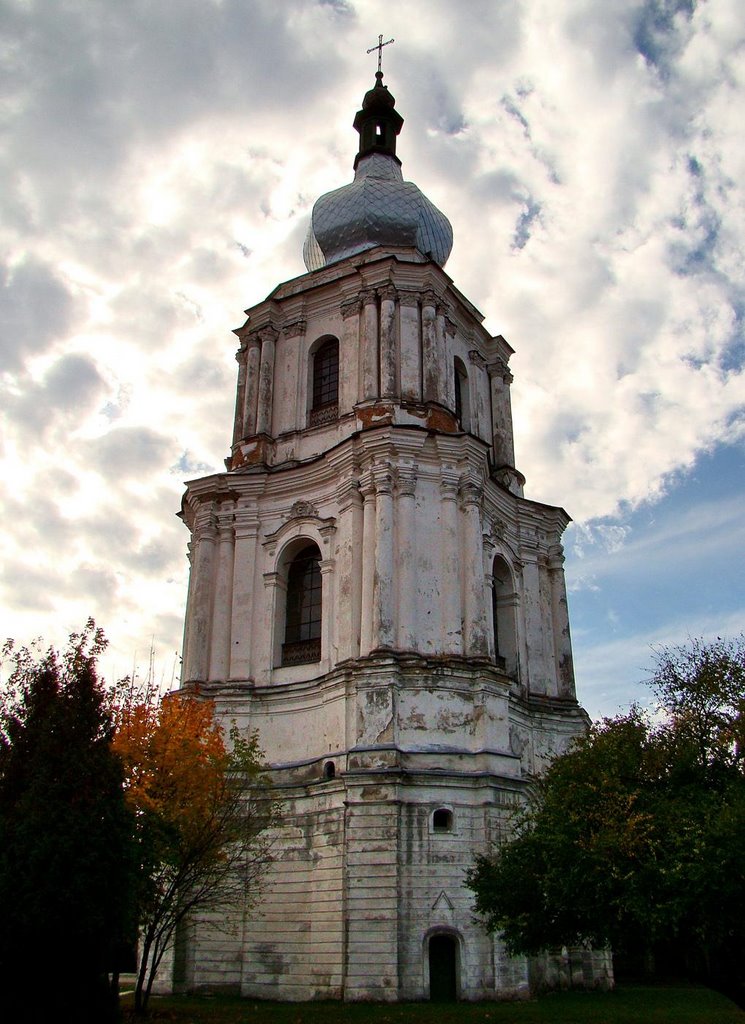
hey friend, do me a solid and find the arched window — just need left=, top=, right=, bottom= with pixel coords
left=282, top=543, right=322, bottom=666
left=309, top=338, right=339, bottom=426
left=432, top=808, right=453, bottom=833
left=323, top=760, right=336, bottom=780
left=492, top=555, right=518, bottom=678
left=453, top=358, right=469, bottom=430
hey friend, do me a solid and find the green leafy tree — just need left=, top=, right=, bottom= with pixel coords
left=0, top=621, right=136, bottom=1023
left=466, top=636, right=745, bottom=1003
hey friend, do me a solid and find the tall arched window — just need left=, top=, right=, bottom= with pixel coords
left=453, top=358, right=469, bottom=430
left=492, top=555, right=518, bottom=678
left=309, top=338, right=339, bottom=426
left=282, top=543, right=322, bottom=666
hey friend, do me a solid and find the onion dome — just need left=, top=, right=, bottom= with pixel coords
left=303, top=72, right=453, bottom=271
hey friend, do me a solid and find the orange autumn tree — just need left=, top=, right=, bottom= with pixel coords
left=111, top=685, right=274, bottom=1015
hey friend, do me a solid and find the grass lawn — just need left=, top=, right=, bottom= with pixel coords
left=121, top=985, right=744, bottom=1023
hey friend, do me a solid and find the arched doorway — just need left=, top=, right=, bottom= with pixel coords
left=429, top=933, right=458, bottom=1001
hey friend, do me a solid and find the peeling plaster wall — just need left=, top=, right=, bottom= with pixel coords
left=176, top=246, right=601, bottom=1001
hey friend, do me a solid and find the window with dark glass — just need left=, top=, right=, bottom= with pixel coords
left=454, top=366, right=463, bottom=425
left=491, top=555, right=517, bottom=677
left=282, top=544, right=322, bottom=666
left=310, top=338, right=339, bottom=426
left=432, top=808, right=453, bottom=833
left=454, top=359, right=468, bottom=429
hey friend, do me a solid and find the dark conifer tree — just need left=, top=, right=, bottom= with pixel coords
left=0, top=622, right=135, bottom=1023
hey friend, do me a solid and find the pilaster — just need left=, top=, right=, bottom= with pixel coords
left=439, top=467, right=462, bottom=653
left=256, top=327, right=278, bottom=436
left=208, top=510, right=235, bottom=681
left=334, top=475, right=363, bottom=662
left=395, top=464, right=417, bottom=651
left=371, top=461, right=395, bottom=650
left=340, top=297, right=362, bottom=411
left=399, top=290, right=421, bottom=402
left=243, top=334, right=261, bottom=438
left=421, top=290, right=438, bottom=403
left=379, top=284, right=397, bottom=399
left=229, top=503, right=260, bottom=680
left=459, top=479, right=489, bottom=657
left=360, top=289, right=379, bottom=401
left=187, top=505, right=218, bottom=682
left=359, top=469, right=376, bottom=656
left=548, top=543, right=576, bottom=698
left=488, top=356, right=516, bottom=467
left=233, top=341, right=248, bottom=446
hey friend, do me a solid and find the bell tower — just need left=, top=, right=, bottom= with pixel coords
left=177, top=72, right=604, bottom=1001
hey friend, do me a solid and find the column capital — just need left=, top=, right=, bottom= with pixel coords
left=215, top=509, right=235, bottom=534
left=358, top=468, right=376, bottom=499
left=440, top=465, right=460, bottom=500
left=547, top=542, right=566, bottom=569
left=371, top=461, right=394, bottom=494
left=360, top=288, right=378, bottom=306
left=336, top=476, right=362, bottom=511
left=458, top=479, right=483, bottom=509
left=194, top=505, right=218, bottom=539
left=258, top=326, right=278, bottom=345
left=468, top=349, right=487, bottom=370
left=398, top=289, right=421, bottom=308
left=396, top=465, right=417, bottom=498
left=341, top=296, right=362, bottom=319
left=233, top=505, right=260, bottom=535
left=488, top=356, right=513, bottom=384
left=282, top=319, right=306, bottom=338
left=421, top=289, right=438, bottom=309
left=378, top=282, right=397, bottom=301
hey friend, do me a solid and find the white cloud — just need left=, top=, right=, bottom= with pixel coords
left=1, top=0, right=743, bottom=713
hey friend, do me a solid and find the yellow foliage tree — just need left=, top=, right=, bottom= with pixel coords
left=111, top=686, right=274, bottom=1014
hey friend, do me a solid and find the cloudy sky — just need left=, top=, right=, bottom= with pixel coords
left=2, top=0, right=743, bottom=718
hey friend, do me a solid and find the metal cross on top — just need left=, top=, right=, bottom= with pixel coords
left=367, top=33, right=394, bottom=74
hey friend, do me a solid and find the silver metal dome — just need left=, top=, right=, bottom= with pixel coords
left=303, top=153, right=453, bottom=271
left=303, top=74, right=453, bottom=271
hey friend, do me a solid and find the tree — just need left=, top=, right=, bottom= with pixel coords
left=111, top=681, right=275, bottom=1015
left=466, top=635, right=745, bottom=1004
left=0, top=621, right=136, bottom=1024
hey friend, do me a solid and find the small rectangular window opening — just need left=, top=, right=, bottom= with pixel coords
left=432, top=808, right=453, bottom=833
